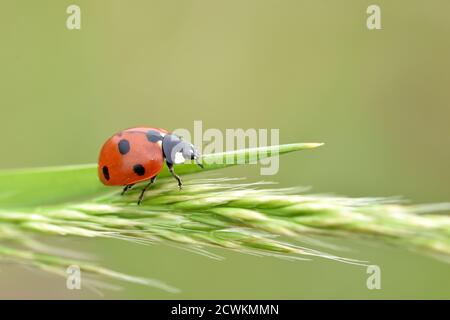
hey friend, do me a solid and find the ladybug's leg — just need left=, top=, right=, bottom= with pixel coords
left=167, top=162, right=183, bottom=190
left=137, top=176, right=157, bottom=205
left=121, top=184, right=134, bottom=195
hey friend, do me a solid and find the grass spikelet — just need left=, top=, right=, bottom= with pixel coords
left=0, top=144, right=449, bottom=290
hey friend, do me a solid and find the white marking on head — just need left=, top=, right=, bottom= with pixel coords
left=174, top=152, right=186, bottom=164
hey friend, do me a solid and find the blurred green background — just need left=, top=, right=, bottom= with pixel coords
left=1, top=0, right=449, bottom=298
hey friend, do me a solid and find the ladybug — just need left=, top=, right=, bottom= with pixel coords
left=98, top=127, right=202, bottom=204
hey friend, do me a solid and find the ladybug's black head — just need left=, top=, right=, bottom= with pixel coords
left=162, top=134, right=203, bottom=168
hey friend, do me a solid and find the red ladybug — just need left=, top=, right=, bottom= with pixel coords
left=98, top=127, right=202, bottom=204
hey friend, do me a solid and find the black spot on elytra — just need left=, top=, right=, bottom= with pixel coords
left=102, top=166, right=110, bottom=181
left=118, top=139, right=130, bottom=155
left=147, top=130, right=163, bottom=143
left=133, top=164, right=146, bottom=176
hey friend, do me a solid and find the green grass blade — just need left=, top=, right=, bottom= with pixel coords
left=0, top=143, right=322, bottom=208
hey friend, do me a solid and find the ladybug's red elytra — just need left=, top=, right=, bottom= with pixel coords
left=98, top=127, right=202, bottom=204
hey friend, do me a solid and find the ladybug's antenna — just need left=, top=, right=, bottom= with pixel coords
left=194, top=157, right=204, bottom=169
